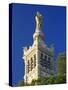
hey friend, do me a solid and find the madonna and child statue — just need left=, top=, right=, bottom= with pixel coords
left=35, top=12, right=42, bottom=31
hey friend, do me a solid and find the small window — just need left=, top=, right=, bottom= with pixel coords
left=45, top=55, right=47, bottom=60
left=40, top=53, right=43, bottom=59
left=48, top=57, right=51, bottom=61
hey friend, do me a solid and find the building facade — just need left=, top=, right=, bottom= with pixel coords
left=23, top=12, right=54, bottom=84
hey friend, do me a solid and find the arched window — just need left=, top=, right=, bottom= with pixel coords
left=31, top=58, right=33, bottom=70
left=40, top=54, right=48, bottom=68
left=34, top=54, right=36, bottom=67
left=48, top=57, right=51, bottom=69
left=27, top=60, right=29, bottom=73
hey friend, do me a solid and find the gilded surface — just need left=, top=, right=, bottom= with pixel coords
left=35, top=12, right=42, bottom=30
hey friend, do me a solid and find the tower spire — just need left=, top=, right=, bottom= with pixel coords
left=33, top=12, right=44, bottom=46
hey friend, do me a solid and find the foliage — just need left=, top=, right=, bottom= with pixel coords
left=55, top=74, right=66, bottom=84
left=57, top=52, right=66, bottom=75
left=18, top=80, right=24, bottom=86
left=30, top=74, right=66, bottom=85
left=18, top=74, right=66, bottom=86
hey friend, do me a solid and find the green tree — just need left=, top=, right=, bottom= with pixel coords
left=30, top=79, right=36, bottom=85
left=18, top=74, right=66, bottom=86
left=55, top=74, right=66, bottom=84
left=18, top=80, right=24, bottom=86
left=57, top=52, right=66, bottom=75
left=47, top=76, right=55, bottom=84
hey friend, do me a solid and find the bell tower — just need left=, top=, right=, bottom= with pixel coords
left=23, top=12, right=54, bottom=84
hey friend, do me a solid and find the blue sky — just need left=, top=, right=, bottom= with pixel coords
left=11, top=3, right=66, bottom=86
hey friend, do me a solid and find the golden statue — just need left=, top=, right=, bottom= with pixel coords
left=35, top=12, right=42, bottom=31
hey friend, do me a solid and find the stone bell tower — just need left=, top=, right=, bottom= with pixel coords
left=23, top=12, right=54, bottom=84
